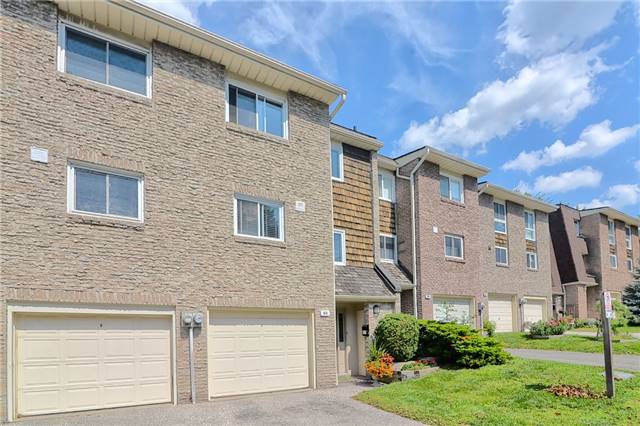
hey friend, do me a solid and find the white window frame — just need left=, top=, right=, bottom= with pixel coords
left=333, top=229, right=346, bottom=266
left=526, top=251, right=538, bottom=270
left=608, top=219, right=616, bottom=245
left=225, top=77, right=289, bottom=139
left=439, top=171, right=464, bottom=203
left=330, top=141, right=344, bottom=182
left=495, top=245, right=509, bottom=266
left=524, top=210, right=536, bottom=241
left=609, top=254, right=617, bottom=269
left=575, top=220, right=581, bottom=237
left=625, top=225, right=632, bottom=250
left=57, top=21, right=152, bottom=98
left=444, top=234, right=464, bottom=260
left=233, top=194, right=285, bottom=242
left=493, top=200, right=507, bottom=234
left=67, top=162, right=144, bottom=222
left=378, top=170, right=396, bottom=202
left=379, top=233, right=397, bottom=263
left=627, top=258, right=633, bottom=272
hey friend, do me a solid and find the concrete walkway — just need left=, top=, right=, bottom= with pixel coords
left=566, top=330, right=640, bottom=339
left=507, top=348, right=640, bottom=371
left=15, top=381, right=421, bottom=426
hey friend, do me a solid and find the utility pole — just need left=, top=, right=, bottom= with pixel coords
left=601, top=291, right=615, bottom=398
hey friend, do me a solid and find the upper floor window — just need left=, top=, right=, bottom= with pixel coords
left=444, top=234, right=464, bottom=259
left=575, top=220, right=581, bottom=237
left=526, top=251, right=538, bottom=270
left=524, top=210, right=536, bottom=241
left=67, top=163, right=143, bottom=221
left=380, top=234, right=397, bottom=263
left=439, top=172, right=463, bottom=203
left=331, top=142, right=343, bottom=181
left=58, top=24, right=151, bottom=96
left=608, top=220, right=616, bottom=245
left=227, top=82, right=287, bottom=138
left=333, top=229, right=346, bottom=265
left=495, top=245, right=508, bottom=266
left=609, top=253, right=617, bottom=269
left=494, top=201, right=507, bottom=234
left=235, top=195, right=283, bottom=241
left=625, top=225, right=632, bottom=249
left=379, top=170, right=395, bottom=202
left=627, top=258, right=634, bottom=272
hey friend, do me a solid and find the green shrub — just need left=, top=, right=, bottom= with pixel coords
left=374, top=313, right=419, bottom=362
left=483, top=320, right=496, bottom=337
left=528, top=320, right=551, bottom=336
left=453, top=335, right=511, bottom=368
left=418, top=320, right=476, bottom=361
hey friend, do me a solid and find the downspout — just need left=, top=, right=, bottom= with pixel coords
left=329, top=93, right=347, bottom=119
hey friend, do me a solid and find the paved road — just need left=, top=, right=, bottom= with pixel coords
left=566, top=330, right=640, bottom=339
left=15, top=382, right=421, bottom=426
left=507, top=348, right=640, bottom=371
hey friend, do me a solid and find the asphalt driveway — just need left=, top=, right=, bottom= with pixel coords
left=14, top=381, right=421, bottom=426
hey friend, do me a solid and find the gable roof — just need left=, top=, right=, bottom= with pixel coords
left=330, top=124, right=383, bottom=151
left=395, top=146, right=489, bottom=178
left=53, top=0, right=346, bottom=105
left=478, top=182, right=557, bottom=213
left=580, top=206, right=640, bottom=226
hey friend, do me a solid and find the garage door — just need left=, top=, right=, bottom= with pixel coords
left=523, top=298, right=546, bottom=325
left=433, top=297, right=473, bottom=325
left=208, top=311, right=310, bottom=398
left=15, top=315, right=172, bottom=417
left=488, top=296, right=514, bottom=332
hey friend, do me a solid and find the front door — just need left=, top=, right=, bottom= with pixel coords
left=336, top=311, right=349, bottom=375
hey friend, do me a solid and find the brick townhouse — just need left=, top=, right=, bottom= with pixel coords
left=550, top=205, right=640, bottom=319
left=1, top=0, right=347, bottom=420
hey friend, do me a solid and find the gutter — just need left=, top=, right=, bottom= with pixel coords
left=329, top=93, right=347, bottom=119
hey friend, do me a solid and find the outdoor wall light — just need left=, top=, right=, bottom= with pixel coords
left=372, top=304, right=380, bottom=315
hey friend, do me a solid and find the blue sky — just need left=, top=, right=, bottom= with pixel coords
left=142, top=1, right=639, bottom=216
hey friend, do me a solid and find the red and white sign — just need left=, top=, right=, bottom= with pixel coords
left=603, top=291, right=613, bottom=319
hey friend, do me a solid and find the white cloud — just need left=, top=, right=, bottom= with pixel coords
left=517, top=166, right=602, bottom=195
left=498, top=0, right=622, bottom=59
left=503, top=120, right=640, bottom=173
left=580, top=184, right=640, bottom=210
left=138, top=0, right=215, bottom=26
left=397, top=47, right=611, bottom=154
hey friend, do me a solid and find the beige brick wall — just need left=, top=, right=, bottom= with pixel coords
left=1, top=1, right=336, bottom=419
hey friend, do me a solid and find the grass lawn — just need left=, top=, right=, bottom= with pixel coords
left=574, top=325, right=640, bottom=334
left=355, top=358, right=640, bottom=426
left=494, top=332, right=640, bottom=355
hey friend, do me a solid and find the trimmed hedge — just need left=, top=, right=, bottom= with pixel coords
left=374, top=313, right=419, bottom=362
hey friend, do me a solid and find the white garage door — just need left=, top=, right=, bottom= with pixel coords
left=15, top=315, right=172, bottom=417
left=488, top=296, right=514, bottom=332
left=524, top=299, right=546, bottom=325
left=433, top=297, right=473, bottom=325
left=208, top=311, right=310, bottom=398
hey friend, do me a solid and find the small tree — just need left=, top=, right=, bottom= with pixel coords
left=622, top=266, right=640, bottom=324
left=595, top=299, right=632, bottom=336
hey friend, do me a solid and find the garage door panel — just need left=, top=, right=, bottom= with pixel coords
left=433, top=298, right=473, bottom=325
left=208, top=311, right=310, bottom=398
left=15, top=315, right=172, bottom=417
left=524, top=299, right=545, bottom=325
left=488, top=296, right=514, bottom=332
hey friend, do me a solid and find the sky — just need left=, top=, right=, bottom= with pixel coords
left=140, top=0, right=640, bottom=216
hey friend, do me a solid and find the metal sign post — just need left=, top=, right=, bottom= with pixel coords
left=601, top=291, right=615, bottom=398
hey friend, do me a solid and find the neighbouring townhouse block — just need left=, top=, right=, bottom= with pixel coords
left=1, top=0, right=346, bottom=421
left=550, top=205, right=639, bottom=319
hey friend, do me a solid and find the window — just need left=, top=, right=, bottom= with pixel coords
left=67, top=163, right=143, bottom=221
left=627, top=258, right=634, bottom=272
left=526, top=251, right=538, bottom=270
left=337, top=313, right=345, bottom=343
left=524, top=210, right=536, bottom=241
left=58, top=24, right=150, bottom=96
left=608, top=220, right=616, bottom=245
left=333, top=229, right=346, bottom=265
left=575, top=220, right=581, bottom=237
left=495, top=246, right=508, bottom=266
left=380, top=234, right=397, bottom=262
left=609, top=254, right=617, bottom=269
left=439, top=172, right=463, bottom=203
left=494, top=201, right=507, bottom=234
left=444, top=234, right=464, bottom=259
left=378, top=170, right=395, bottom=202
left=227, top=83, right=287, bottom=138
left=235, top=196, right=283, bottom=240
left=331, top=142, right=343, bottom=181
left=625, top=225, right=632, bottom=249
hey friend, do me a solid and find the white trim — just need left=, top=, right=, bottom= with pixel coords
left=493, top=199, right=507, bottom=234
left=378, top=169, right=395, bottom=202
left=444, top=234, right=464, bottom=260
left=625, top=225, right=632, bottom=249
left=495, top=245, right=509, bottom=266
left=626, top=257, right=633, bottom=272
left=379, top=233, right=397, bottom=263
left=331, top=141, right=344, bottom=182
left=6, top=302, right=176, bottom=422
left=225, top=77, right=289, bottom=139
left=439, top=170, right=464, bottom=203
left=526, top=251, right=538, bottom=270
left=57, top=21, right=152, bottom=98
left=609, top=253, right=618, bottom=269
left=333, top=228, right=346, bottom=266
left=233, top=194, right=285, bottom=242
left=67, top=161, right=145, bottom=222
left=524, top=209, right=536, bottom=241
